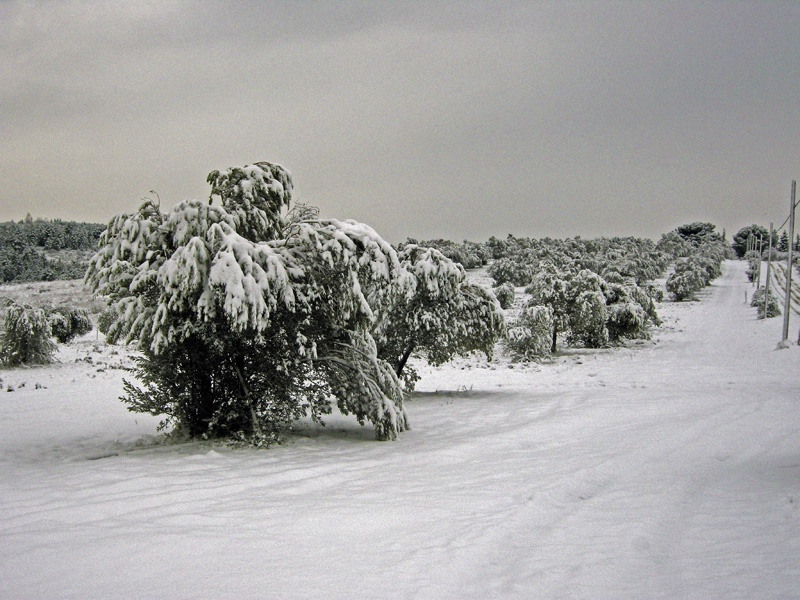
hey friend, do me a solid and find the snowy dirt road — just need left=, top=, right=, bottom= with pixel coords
left=1, top=260, right=798, bottom=599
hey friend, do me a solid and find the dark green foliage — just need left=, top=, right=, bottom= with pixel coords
left=676, top=222, right=723, bottom=246
left=779, top=231, right=789, bottom=252
left=47, top=307, right=93, bottom=343
left=123, top=322, right=326, bottom=444
left=96, top=307, right=117, bottom=336
left=0, top=304, right=56, bottom=366
left=0, top=219, right=104, bottom=283
left=732, top=225, right=776, bottom=259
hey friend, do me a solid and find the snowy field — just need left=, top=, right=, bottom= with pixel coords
left=1, top=260, right=799, bottom=599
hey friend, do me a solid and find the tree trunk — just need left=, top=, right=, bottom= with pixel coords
left=551, top=325, right=558, bottom=354
left=396, top=342, right=416, bottom=377
left=234, top=360, right=264, bottom=438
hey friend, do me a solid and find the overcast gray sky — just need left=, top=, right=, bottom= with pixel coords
left=2, top=0, right=799, bottom=243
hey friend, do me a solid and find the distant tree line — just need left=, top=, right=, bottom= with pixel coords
left=0, top=216, right=105, bottom=283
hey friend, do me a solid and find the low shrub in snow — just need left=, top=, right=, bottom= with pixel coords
left=47, top=306, right=92, bottom=343
left=503, top=303, right=553, bottom=360
left=494, top=282, right=515, bottom=310
left=750, top=287, right=781, bottom=319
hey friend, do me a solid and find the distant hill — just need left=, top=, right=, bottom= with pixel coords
left=0, top=217, right=105, bottom=283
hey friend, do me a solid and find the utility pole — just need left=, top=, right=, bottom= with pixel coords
left=781, top=180, right=796, bottom=343
left=757, top=234, right=763, bottom=288
left=764, top=223, right=773, bottom=318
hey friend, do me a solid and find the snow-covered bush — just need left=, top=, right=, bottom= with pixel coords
left=656, top=230, right=694, bottom=260
left=666, top=260, right=705, bottom=301
left=494, top=282, right=515, bottom=310
left=375, top=244, right=505, bottom=391
left=525, top=261, right=571, bottom=352
left=751, top=287, right=781, bottom=319
left=565, top=270, right=609, bottom=348
left=0, top=303, right=56, bottom=366
left=605, top=281, right=660, bottom=342
left=503, top=303, right=553, bottom=360
left=568, top=290, right=609, bottom=348
left=86, top=162, right=410, bottom=442
left=402, top=238, right=490, bottom=269
left=666, top=239, right=727, bottom=302
left=745, top=250, right=761, bottom=283
left=488, top=257, right=534, bottom=287
left=47, top=307, right=92, bottom=343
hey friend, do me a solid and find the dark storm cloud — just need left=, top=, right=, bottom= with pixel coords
left=2, top=0, right=799, bottom=243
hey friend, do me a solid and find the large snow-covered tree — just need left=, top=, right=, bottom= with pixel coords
left=86, top=162, right=411, bottom=442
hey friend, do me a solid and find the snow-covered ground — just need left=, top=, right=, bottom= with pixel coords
left=1, top=260, right=798, bottom=599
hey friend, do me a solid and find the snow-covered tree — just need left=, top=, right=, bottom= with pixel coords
left=778, top=231, right=789, bottom=253
left=524, top=261, right=571, bottom=352
left=375, top=244, right=505, bottom=390
left=87, top=162, right=410, bottom=442
left=488, top=256, right=535, bottom=287
left=566, top=270, right=609, bottom=348
left=666, top=260, right=705, bottom=301
left=0, top=304, right=56, bottom=366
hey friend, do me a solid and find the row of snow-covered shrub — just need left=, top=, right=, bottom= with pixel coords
left=484, top=233, right=673, bottom=361
left=487, top=235, right=672, bottom=289
left=0, top=303, right=92, bottom=366
left=502, top=264, right=661, bottom=359
left=665, top=240, right=728, bottom=301
left=493, top=223, right=732, bottom=361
